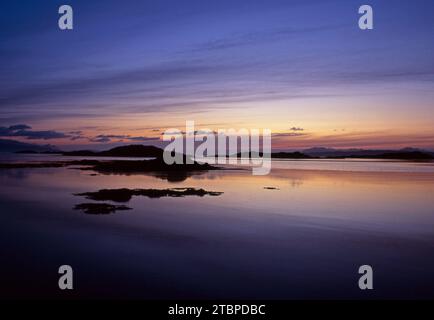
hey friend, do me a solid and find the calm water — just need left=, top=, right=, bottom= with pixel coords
left=1, top=154, right=434, bottom=299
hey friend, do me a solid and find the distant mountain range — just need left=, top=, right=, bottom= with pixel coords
left=300, top=147, right=434, bottom=160
left=9, top=143, right=434, bottom=161
left=238, top=148, right=433, bottom=160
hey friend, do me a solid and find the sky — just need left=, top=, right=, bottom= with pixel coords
left=1, top=0, right=434, bottom=150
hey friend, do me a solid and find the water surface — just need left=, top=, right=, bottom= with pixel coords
left=1, top=154, right=434, bottom=299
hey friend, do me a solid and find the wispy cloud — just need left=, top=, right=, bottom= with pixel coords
left=188, top=24, right=346, bottom=53
left=0, top=124, right=160, bottom=144
left=90, top=134, right=160, bottom=143
left=127, top=136, right=160, bottom=142
left=272, top=132, right=307, bottom=138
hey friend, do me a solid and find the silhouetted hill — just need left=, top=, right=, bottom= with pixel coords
left=63, top=144, right=163, bottom=158
left=12, top=142, right=434, bottom=161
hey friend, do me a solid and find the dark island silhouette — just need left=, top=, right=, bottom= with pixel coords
left=0, top=162, right=67, bottom=169
left=3, top=145, right=221, bottom=182
left=0, top=159, right=214, bottom=182
left=12, top=144, right=434, bottom=161
left=74, top=187, right=223, bottom=214
left=3, top=145, right=433, bottom=183
left=78, top=158, right=218, bottom=182
left=74, top=203, right=132, bottom=215
left=62, top=145, right=163, bottom=158
left=75, top=187, right=223, bottom=202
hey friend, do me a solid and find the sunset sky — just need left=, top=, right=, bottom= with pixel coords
left=1, top=0, right=434, bottom=150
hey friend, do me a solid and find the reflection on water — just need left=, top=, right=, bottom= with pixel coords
left=1, top=154, right=434, bottom=299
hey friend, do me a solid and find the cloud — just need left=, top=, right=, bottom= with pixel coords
left=163, top=130, right=185, bottom=135
left=0, top=54, right=350, bottom=120
left=2, top=0, right=434, bottom=129
left=289, top=127, right=304, bottom=131
left=161, top=129, right=219, bottom=136
left=68, top=131, right=87, bottom=141
left=189, top=24, right=345, bottom=53
left=194, top=130, right=218, bottom=135
left=0, top=62, right=228, bottom=109
left=0, top=124, right=69, bottom=140
left=69, top=131, right=83, bottom=135
left=126, top=136, right=160, bottom=142
left=272, top=132, right=307, bottom=138
left=90, top=135, right=127, bottom=143
left=8, top=124, right=31, bottom=131
left=90, top=137, right=111, bottom=143
left=14, top=130, right=68, bottom=140
left=0, top=125, right=162, bottom=144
